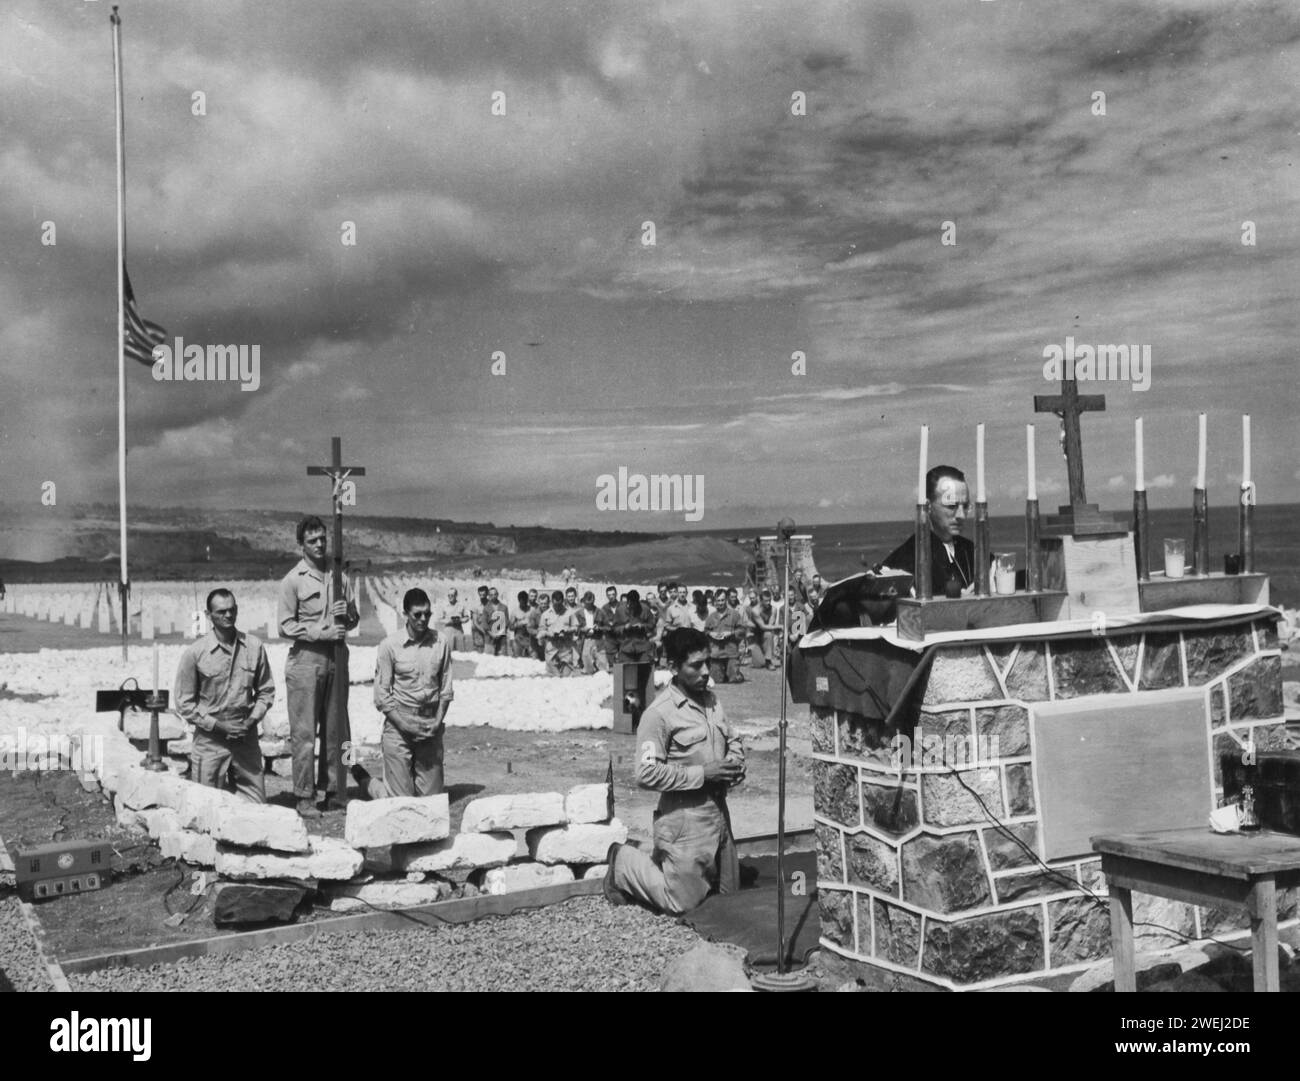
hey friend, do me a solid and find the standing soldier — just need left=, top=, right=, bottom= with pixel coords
left=747, top=589, right=780, bottom=669
left=470, top=585, right=490, bottom=652
left=509, top=590, right=533, bottom=658
left=539, top=589, right=579, bottom=676
left=486, top=587, right=509, bottom=656
left=704, top=590, right=745, bottom=684
left=173, top=588, right=275, bottom=803
left=435, top=587, right=470, bottom=651
left=279, top=515, right=360, bottom=817
left=596, top=585, right=621, bottom=671
left=527, top=591, right=550, bottom=660
left=354, top=588, right=453, bottom=798
left=613, top=589, right=657, bottom=665
left=574, top=591, right=602, bottom=674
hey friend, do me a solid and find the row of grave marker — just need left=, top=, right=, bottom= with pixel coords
left=2, top=582, right=365, bottom=641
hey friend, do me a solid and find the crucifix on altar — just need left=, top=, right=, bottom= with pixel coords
left=1033, top=376, right=1127, bottom=536
left=307, top=436, right=365, bottom=806
left=1028, top=375, right=1140, bottom=616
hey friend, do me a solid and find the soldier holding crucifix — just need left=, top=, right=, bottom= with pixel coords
left=279, top=514, right=360, bottom=816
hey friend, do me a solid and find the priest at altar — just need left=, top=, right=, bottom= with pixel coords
left=879, top=465, right=976, bottom=598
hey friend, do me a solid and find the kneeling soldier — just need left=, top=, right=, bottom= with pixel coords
left=604, top=627, right=745, bottom=914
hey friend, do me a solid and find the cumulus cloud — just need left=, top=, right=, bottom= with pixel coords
left=1, top=0, right=1295, bottom=526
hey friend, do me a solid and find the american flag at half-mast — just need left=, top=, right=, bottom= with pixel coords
left=122, top=264, right=167, bottom=367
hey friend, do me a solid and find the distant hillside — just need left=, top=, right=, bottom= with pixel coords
left=0, top=503, right=665, bottom=581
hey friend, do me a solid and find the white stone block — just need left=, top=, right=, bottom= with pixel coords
left=583, top=864, right=609, bottom=880
left=526, top=819, right=627, bottom=865
left=306, top=835, right=366, bottom=880
left=344, top=795, right=451, bottom=848
left=159, top=830, right=218, bottom=867
left=174, top=782, right=242, bottom=833
left=211, top=801, right=311, bottom=854
left=214, top=835, right=362, bottom=881
left=214, top=846, right=311, bottom=881
left=117, top=766, right=188, bottom=810
left=143, top=807, right=182, bottom=839
left=482, top=863, right=575, bottom=896
left=460, top=792, right=565, bottom=833
left=114, top=795, right=148, bottom=832
left=327, top=880, right=451, bottom=912
left=392, top=832, right=517, bottom=873
left=564, top=782, right=612, bottom=824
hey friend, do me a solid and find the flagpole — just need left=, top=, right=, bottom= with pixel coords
left=112, top=6, right=129, bottom=662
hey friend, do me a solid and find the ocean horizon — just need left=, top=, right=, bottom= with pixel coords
left=691, top=503, right=1300, bottom=609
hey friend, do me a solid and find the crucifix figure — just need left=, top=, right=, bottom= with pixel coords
left=307, top=437, right=365, bottom=807
left=1034, top=376, right=1105, bottom=509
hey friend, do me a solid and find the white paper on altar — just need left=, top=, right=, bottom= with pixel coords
left=797, top=602, right=1282, bottom=654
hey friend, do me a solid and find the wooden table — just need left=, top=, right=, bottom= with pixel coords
left=1092, top=828, right=1300, bottom=992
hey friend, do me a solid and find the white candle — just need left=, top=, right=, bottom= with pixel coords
left=1196, top=412, right=1207, bottom=490
left=1242, top=414, right=1251, bottom=487
left=976, top=423, right=986, bottom=504
left=1026, top=424, right=1036, bottom=501
left=918, top=424, right=929, bottom=504
left=152, top=640, right=159, bottom=696
left=1135, top=417, right=1144, bottom=492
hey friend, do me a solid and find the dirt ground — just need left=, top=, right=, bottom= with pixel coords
left=0, top=611, right=813, bottom=962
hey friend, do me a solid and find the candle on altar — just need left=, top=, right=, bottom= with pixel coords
left=1135, top=417, right=1144, bottom=491
left=1196, top=413, right=1207, bottom=490
left=976, top=423, right=986, bottom=503
left=1026, top=424, right=1036, bottom=501
left=1242, top=414, right=1251, bottom=487
left=152, top=640, right=159, bottom=696
left=918, top=424, right=929, bottom=504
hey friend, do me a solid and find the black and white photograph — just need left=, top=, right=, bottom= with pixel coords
left=1, top=0, right=1298, bottom=1014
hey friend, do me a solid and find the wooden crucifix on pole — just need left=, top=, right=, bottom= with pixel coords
left=307, top=437, right=365, bottom=806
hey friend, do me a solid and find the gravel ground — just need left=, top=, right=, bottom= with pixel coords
left=0, top=896, right=55, bottom=992
left=71, top=896, right=703, bottom=992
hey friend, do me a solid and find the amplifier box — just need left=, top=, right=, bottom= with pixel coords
left=1221, top=751, right=1300, bottom=836
left=10, top=839, right=113, bottom=902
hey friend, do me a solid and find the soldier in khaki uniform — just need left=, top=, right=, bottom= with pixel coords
left=604, top=627, right=745, bottom=914
left=278, top=516, right=360, bottom=816
left=173, top=588, right=275, bottom=802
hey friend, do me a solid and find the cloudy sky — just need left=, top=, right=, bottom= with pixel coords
left=2, top=0, right=1297, bottom=531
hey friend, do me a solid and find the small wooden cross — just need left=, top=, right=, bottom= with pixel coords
left=1033, top=377, right=1104, bottom=508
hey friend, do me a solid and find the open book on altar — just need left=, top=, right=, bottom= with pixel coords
left=809, top=568, right=913, bottom=630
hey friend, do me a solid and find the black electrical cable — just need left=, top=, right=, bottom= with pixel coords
left=945, top=766, right=1252, bottom=954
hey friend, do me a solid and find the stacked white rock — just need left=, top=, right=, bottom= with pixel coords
left=105, top=766, right=368, bottom=896
left=343, top=794, right=451, bottom=848
left=453, top=782, right=625, bottom=895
